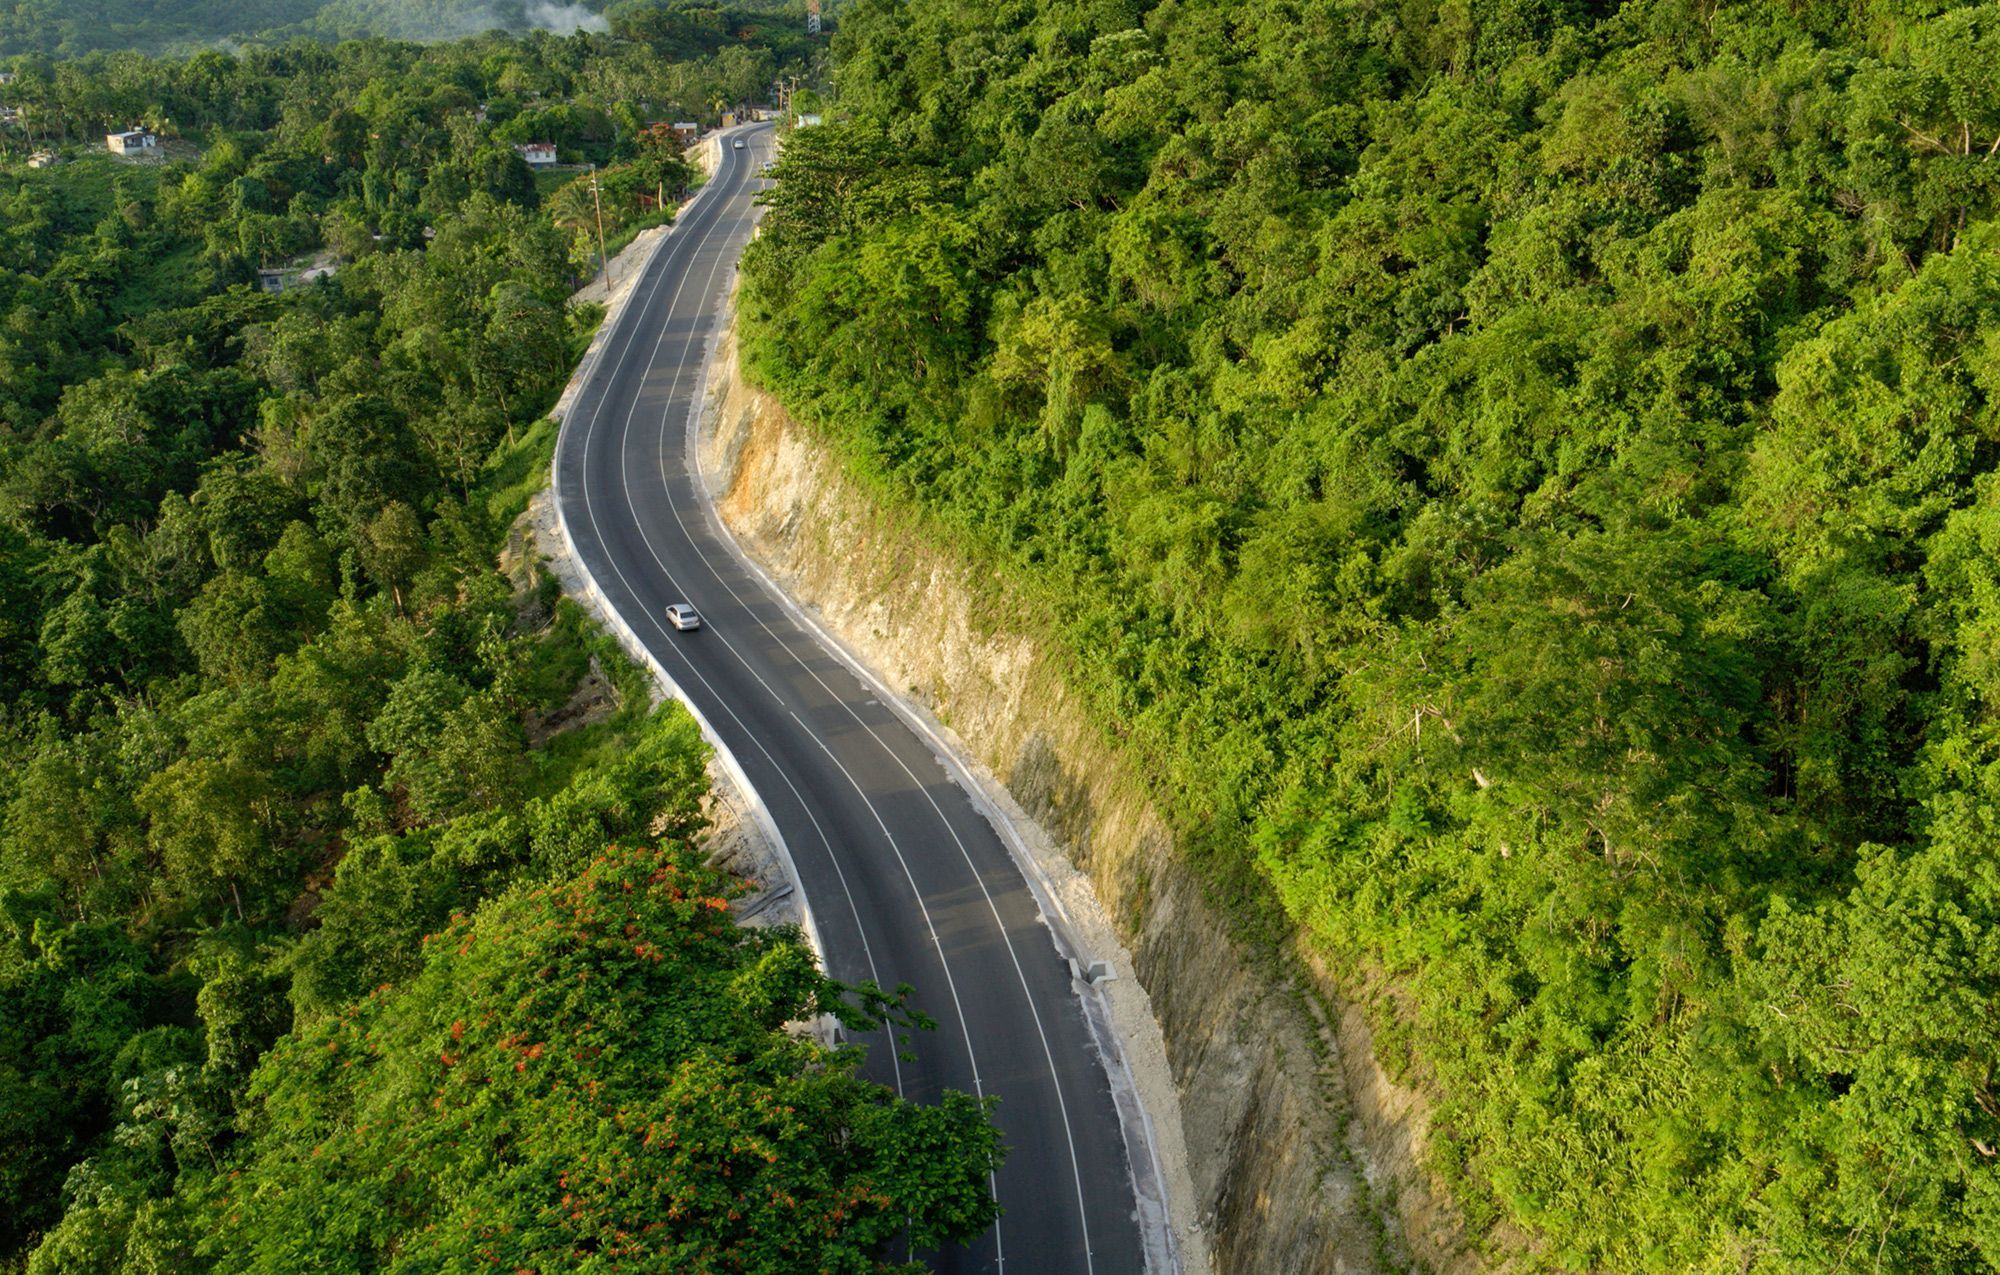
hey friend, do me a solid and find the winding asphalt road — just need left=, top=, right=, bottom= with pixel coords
left=551, top=123, right=1147, bottom=1274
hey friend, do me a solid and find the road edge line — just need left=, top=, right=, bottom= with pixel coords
left=545, top=128, right=830, bottom=972
left=684, top=274, right=1182, bottom=1275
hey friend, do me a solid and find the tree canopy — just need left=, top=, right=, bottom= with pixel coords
left=741, top=0, right=2000, bottom=1267
left=203, top=841, right=1000, bottom=1273
left=0, top=17, right=993, bottom=1273
left=0, top=0, right=829, bottom=61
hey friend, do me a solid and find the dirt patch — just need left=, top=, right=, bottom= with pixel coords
left=524, top=656, right=622, bottom=745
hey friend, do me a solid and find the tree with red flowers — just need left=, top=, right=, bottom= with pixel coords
left=201, top=841, right=1000, bottom=1273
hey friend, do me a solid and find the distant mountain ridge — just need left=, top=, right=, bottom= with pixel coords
left=0, top=0, right=641, bottom=58
left=0, top=0, right=323, bottom=57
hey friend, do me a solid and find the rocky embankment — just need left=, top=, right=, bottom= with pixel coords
left=698, top=322, right=1484, bottom=1274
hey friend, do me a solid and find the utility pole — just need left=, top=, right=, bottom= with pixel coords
left=589, top=166, right=612, bottom=292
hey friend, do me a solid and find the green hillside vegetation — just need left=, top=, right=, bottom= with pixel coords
left=0, top=23, right=992, bottom=1274
left=1, top=21, right=784, bottom=157
left=34, top=838, right=999, bottom=1272
left=0, top=0, right=326, bottom=58
left=741, top=0, right=2000, bottom=1268
left=0, top=0, right=828, bottom=60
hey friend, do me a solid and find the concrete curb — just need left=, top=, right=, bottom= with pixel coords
left=545, top=126, right=828, bottom=968
left=683, top=280, right=1182, bottom=1275
left=545, top=504, right=829, bottom=967
left=551, top=127, right=1182, bottom=1272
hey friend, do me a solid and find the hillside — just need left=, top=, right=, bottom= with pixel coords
left=740, top=0, right=2000, bottom=1268
left=0, top=0, right=819, bottom=59
left=0, top=24, right=994, bottom=1274
left=0, top=0, right=324, bottom=57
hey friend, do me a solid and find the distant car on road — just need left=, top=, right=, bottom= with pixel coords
left=665, top=604, right=703, bottom=631
left=732, top=139, right=745, bottom=149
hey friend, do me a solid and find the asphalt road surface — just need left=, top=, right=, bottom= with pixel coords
left=552, top=122, right=1147, bottom=1275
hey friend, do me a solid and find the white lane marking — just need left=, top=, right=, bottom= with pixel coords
left=598, top=134, right=1030, bottom=1268
left=679, top=134, right=1093, bottom=1273
left=635, top=134, right=1097, bottom=1272
left=560, top=134, right=904, bottom=1095
left=663, top=447, right=1099, bottom=1272
left=791, top=709, right=1006, bottom=1246
left=601, top=139, right=994, bottom=1120
left=588, top=133, right=1119, bottom=1269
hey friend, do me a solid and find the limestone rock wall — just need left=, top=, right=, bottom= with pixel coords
left=700, top=325, right=1480, bottom=1275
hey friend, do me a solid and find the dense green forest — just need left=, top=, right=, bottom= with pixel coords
left=0, top=0, right=323, bottom=58
left=0, top=21, right=994, bottom=1274
left=1, top=12, right=806, bottom=151
left=0, top=0, right=829, bottom=60
left=742, top=0, right=2000, bottom=1268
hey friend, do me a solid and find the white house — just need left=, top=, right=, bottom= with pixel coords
left=513, top=142, right=557, bottom=167
left=107, top=128, right=158, bottom=155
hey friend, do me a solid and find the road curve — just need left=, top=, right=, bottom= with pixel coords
left=552, top=122, right=1146, bottom=1274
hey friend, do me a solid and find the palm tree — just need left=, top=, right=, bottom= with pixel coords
left=545, top=180, right=601, bottom=285
left=546, top=180, right=593, bottom=234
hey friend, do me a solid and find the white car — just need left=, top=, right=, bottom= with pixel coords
left=665, top=604, right=703, bottom=631
left=732, top=139, right=745, bottom=150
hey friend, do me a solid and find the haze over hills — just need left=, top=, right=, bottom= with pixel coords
left=0, top=0, right=322, bottom=57
left=0, top=0, right=811, bottom=58
left=279, top=0, right=613, bottom=43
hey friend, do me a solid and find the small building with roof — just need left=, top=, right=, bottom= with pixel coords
left=107, top=128, right=158, bottom=155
